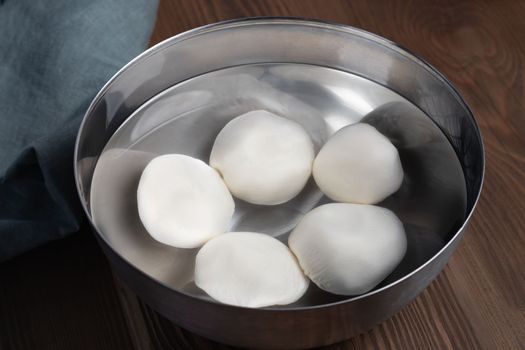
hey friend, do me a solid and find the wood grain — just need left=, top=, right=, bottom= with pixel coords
left=1, top=1, right=524, bottom=350
left=0, top=230, right=134, bottom=350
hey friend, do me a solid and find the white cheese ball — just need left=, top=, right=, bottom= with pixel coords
left=195, top=232, right=309, bottom=308
left=210, top=110, right=314, bottom=205
left=313, top=123, right=403, bottom=204
left=289, top=203, right=406, bottom=295
left=137, top=154, right=234, bottom=248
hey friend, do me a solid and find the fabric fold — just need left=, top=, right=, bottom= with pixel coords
left=0, top=0, right=159, bottom=261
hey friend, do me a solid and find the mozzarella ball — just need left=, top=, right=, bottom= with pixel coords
left=195, top=232, right=308, bottom=307
left=210, top=110, right=314, bottom=205
left=137, top=154, right=234, bottom=248
left=289, top=203, right=406, bottom=295
left=313, top=123, right=403, bottom=204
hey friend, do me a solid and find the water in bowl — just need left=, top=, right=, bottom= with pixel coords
left=90, top=63, right=467, bottom=307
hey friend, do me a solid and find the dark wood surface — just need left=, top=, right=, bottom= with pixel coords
left=2, top=0, right=525, bottom=349
left=0, top=230, right=134, bottom=350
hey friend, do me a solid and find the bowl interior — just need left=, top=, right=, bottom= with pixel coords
left=75, top=18, right=484, bottom=309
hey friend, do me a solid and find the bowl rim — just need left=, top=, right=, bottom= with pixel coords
left=74, top=16, right=485, bottom=312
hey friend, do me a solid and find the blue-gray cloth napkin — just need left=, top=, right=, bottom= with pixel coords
left=0, top=0, right=158, bottom=261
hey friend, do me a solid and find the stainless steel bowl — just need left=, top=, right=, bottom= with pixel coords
left=74, top=18, right=484, bottom=349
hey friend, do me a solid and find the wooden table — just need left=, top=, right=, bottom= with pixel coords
left=1, top=1, right=524, bottom=349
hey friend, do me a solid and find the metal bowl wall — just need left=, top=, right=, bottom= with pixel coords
left=74, top=18, right=484, bottom=349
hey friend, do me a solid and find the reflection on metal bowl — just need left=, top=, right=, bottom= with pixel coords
left=75, top=18, right=484, bottom=349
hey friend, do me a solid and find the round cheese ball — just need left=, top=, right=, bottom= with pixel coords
left=195, top=232, right=309, bottom=308
left=137, top=154, right=234, bottom=248
left=210, top=110, right=314, bottom=205
left=289, top=203, right=406, bottom=295
left=313, top=123, right=403, bottom=204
